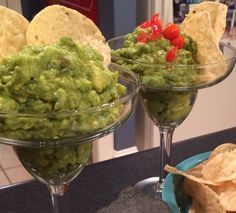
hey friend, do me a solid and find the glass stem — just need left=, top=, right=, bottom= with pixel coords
left=159, top=127, right=174, bottom=184
left=48, top=184, right=69, bottom=213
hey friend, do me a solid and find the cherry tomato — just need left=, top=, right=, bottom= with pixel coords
left=149, top=25, right=161, bottom=41
left=158, top=19, right=163, bottom=28
left=163, top=23, right=180, bottom=40
left=150, top=13, right=162, bottom=31
left=171, top=37, right=184, bottom=49
left=137, top=31, right=147, bottom=43
left=151, top=13, right=159, bottom=21
left=139, top=20, right=150, bottom=29
left=165, top=47, right=178, bottom=62
left=152, top=24, right=162, bottom=34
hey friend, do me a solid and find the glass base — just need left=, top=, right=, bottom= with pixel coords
left=134, top=177, right=164, bottom=198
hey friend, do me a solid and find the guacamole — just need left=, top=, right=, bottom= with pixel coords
left=140, top=88, right=198, bottom=126
left=111, top=17, right=199, bottom=126
left=0, top=37, right=125, bottom=140
left=0, top=37, right=127, bottom=184
left=113, top=27, right=198, bottom=88
left=15, top=142, right=92, bottom=184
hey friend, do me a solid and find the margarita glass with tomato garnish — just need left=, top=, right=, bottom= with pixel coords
left=108, top=13, right=236, bottom=197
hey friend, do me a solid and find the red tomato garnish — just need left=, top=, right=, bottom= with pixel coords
left=163, top=23, right=180, bottom=41
left=165, top=47, right=178, bottom=62
left=151, top=13, right=159, bottom=21
left=137, top=31, right=147, bottom=43
left=150, top=13, right=162, bottom=31
left=149, top=32, right=160, bottom=41
left=139, top=20, right=150, bottom=29
left=171, top=37, right=184, bottom=49
left=149, top=25, right=161, bottom=41
left=152, top=24, right=162, bottom=34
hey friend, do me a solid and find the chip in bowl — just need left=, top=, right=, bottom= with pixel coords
left=181, top=2, right=227, bottom=82
left=182, top=11, right=225, bottom=82
left=0, top=6, right=29, bottom=58
left=26, top=5, right=111, bottom=66
left=164, top=143, right=236, bottom=212
left=201, top=148, right=236, bottom=183
left=183, top=178, right=226, bottom=213
left=208, top=180, right=236, bottom=211
left=182, top=1, right=227, bottom=43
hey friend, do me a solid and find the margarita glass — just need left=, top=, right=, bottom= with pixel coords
left=109, top=36, right=236, bottom=197
left=0, top=63, right=139, bottom=212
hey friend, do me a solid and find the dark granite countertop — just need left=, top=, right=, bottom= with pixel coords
left=1, top=127, right=236, bottom=213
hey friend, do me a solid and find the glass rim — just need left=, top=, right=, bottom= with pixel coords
left=0, top=63, right=139, bottom=117
left=108, top=36, right=236, bottom=90
left=108, top=35, right=236, bottom=68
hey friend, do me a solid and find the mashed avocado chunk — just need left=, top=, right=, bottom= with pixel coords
left=0, top=37, right=125, bottom=140
left=113, top=27, right=198, bottom=88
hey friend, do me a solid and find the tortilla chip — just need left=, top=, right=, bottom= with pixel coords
left=209, top=181, right=236, bottom=211
left=183, top=178, right=226, bottom=213
left=202, top=148, right=236, bottom=183
left=182, top=1, right=227, bottom=43
left=188, top=199, right=199, bottom=213
left=166, top=143, right=236, bottom=212
left=164, top=164, right=219, bottom=185
left=26, top=5, right=110, bottom=66
left=182, top=11, right=225, bottom=82
left=0, top=6, right=29, bottom=58
left=188, top=199, right=211, bottom=213
left=209, top=143, right=236, bottom=159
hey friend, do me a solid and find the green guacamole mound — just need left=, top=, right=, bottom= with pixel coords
left=0, top=37, right=126, bottom=140
left=140, top=88, right=197, bottom=125
left=113, top=27, right=198, bottom=88
left=112, top=26, right=199, bottom=126
left=15, top=142, right=92, bottom=184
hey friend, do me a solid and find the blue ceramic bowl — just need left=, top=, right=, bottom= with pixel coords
left=162, top=152, right=211, bottom=213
